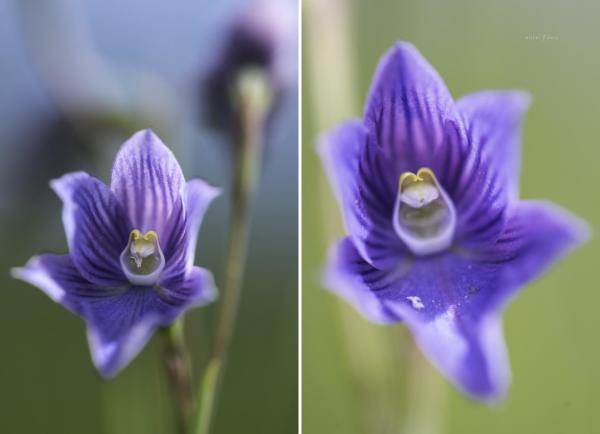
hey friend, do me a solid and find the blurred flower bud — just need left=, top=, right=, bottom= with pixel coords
left=200, top=0, right=297, bottom=134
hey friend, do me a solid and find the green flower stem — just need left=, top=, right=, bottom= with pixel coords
left=194, top=69, right=271, bottom=434
left=305, top=0, right=447, bottom=431
left=161, top=320, right=194, bottom=434
left=401, top=339, right=446, bottom=434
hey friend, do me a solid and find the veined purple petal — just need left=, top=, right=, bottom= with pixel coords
left=84, top=288, right=169, bottom=378
left=363, top=42, right=464, bottom=180
left=331, top=42, right=483, bottom=259
left=183, top=181, right=221, bottom=270
left=87, top=266, right=217, bottom=377
left=13, top=254, right=217, bottom=378
left=456, top=91, right=530, bottom=201
left=163, top=265, right=218, bottom=308
left=392, top=302, right=511, bottom=401
left=324, top=238, right=402, bottom=324
left=357, top=43, right=529, bottom=251
left=476, top=200, right=589, bottom=310
left=11, top=254, right=113, bottom=316
left=111, top=129, right=185, bottom=240
left=325, top=240, right=513, bottom=399
left=160, top=180, right=220, bottom=288
left=318, top=121, right=404, bottom=268
left=453, top=91, right=531, bottom=246
left=324, top=201, right=587, bottom=399
left=51, top=172, right=130, bottom=288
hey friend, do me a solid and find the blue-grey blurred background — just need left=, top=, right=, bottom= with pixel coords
left=0, top=1, right=297, bottom=433
left=303, top=0, right=600, bottom=433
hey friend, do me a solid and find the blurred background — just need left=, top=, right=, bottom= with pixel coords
left=303, top=0, right=600, bottom=433
left=0, top=0, right=297, bottom=433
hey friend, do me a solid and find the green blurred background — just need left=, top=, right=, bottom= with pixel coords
left=0, top=1, right=297, bottom=433
left=303, top=0, right=599, bottom=433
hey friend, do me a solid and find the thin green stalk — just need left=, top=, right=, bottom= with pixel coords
left=194, top=69, right=271, bottom=434
left=305, top=0, right=447, bottom=431
left=401, top=340, right=446, bottom=434
left=161, top=320, right=194, bottom=434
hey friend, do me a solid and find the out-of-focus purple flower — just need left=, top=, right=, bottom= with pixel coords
left=201, top=0, right=297, bottom=132
left=318, top=42, right=589, bottom=401
left=12, top=129, right=220, bottom=378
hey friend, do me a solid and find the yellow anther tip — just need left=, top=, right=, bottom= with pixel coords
left=143, top=230, right=159, bottom=241
left=416, top=167, right=434, bottom=179
left=399, top=167, right=436, bottom=190
left=128, top=229, right=159, bottom=242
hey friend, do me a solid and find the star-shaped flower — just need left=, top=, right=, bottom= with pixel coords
left=13, top=129, right=219, bottom=378
left=319, top=42, right=588, bottom=400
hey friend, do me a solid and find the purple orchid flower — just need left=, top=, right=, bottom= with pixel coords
left=318, top=42, right=589, bottom=401
left=12, top=129, right=219, bottom=378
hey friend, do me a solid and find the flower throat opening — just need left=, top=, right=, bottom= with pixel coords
left=392, top=168, right=456, bottom=256
left=120, top=229, right=165, bottom=286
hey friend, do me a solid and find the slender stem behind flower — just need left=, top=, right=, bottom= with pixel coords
left=401, top=341, right=446, bottom=434
left=194, top=69, right=271, bottom=434
left=306, top=0, right=397, bottom=431
left=161, top=320, right=195, bottom=434
left=305, top=0, right=448, bottom=430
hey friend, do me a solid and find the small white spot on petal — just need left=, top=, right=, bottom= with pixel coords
left=407, top=296, right=425, bottom=309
